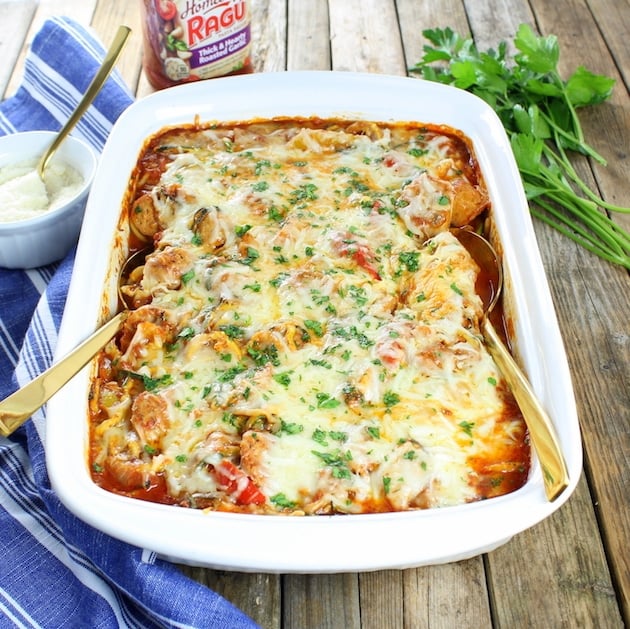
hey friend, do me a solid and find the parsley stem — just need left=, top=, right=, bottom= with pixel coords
left=529, top=190, right=630, bottom=268
left=411, top=24, right=630, bottom=269
left=546, top=135, right=630, bottom=214
left=540, top=108, right=607, bottom=165
left=531, top=201, right=630, bottom=268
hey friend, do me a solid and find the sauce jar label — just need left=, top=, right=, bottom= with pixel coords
left=142, top=0, right=252, bottom=88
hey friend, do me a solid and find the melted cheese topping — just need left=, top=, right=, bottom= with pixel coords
left=89, top=118, right=529, bottom=513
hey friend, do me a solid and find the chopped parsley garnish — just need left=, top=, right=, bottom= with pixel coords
left=269, top=272, right=289, bottom=288
left=347, top=285, right=368, bottom=306
left=280, top=420, right=304, bottom=435
left=254, top=159, right=271, bottom=175
left=333, top=325, right=374, bottom=348
left=311, top=449, right=352, bottom=479
left=241, top=247, right=260, bottom=266
left=217, top=363, right=248, bottom=382
left=235, top=224, right=252, bottom=237
left=304, top=319, right=324, bottom=337
left=273, top=372, right=292, bottom=387
left=312, top=428, right=328, bottom=446
left=290, top=183, right=318, bottom=204
left=315, top=392, right=340, bottom=409
left=252, top=180, right=269, bottom=192
left=367, top=426, right=380, bottom=439
left=220, top=324, right=245, bottom=339
left=407, top=147, right=428, bottom=158
left=310, top=290, right=336, bottom=314
left=222, top=412, right=238, bottom=426
left=268, top=206, right=284, bottom=222
left=121, top=370, right=173, bottom=392
left=181, top=269, right=195, bottom=285
left=270, top=493, right=297, bottom=509
left=383, top=391, right=401, bottom=408
left=247, top=344, right=280, bottom=367
left=328, top=430, right=348, bottom=443
left=399, top=251, right=421, bottom=272
left=178, top=326, right=195, bottom=339
left=309, top=358, right=332, bottom=369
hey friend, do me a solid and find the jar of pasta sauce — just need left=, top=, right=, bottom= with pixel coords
left=140, top=0, right=253, bottom=90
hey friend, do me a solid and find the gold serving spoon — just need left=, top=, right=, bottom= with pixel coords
left=0, top=247, right=149, bottom=437
left=453, top=228, right=569, bottom=502
left=37, top=25, right=131, bottom=177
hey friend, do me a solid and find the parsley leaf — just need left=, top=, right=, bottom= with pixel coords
left=410, top=24, right=629, bottom=269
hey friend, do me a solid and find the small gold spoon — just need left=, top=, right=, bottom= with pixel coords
left=453, top=228, right=569, bottom=502
left=0, top=247, right=149, bottom=437
left=37, top=25, right=131, bottom=177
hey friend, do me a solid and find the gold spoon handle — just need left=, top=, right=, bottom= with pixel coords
left=482, top=318, right=570, bottom=501
left=37, top=25, right=131, bottom=177
left=0, top=313, right=125, bottom=437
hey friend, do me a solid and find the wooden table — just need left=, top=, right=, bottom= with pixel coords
left=2, top=1, right=628, bottom=627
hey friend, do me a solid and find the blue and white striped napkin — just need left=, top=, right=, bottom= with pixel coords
left=0, top=17, right=258, bottom=628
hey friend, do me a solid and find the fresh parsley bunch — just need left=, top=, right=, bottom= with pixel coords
left=410, top=24, right=630, bottom=269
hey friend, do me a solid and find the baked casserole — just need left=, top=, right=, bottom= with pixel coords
left=88, top=118, right=530, bottom=514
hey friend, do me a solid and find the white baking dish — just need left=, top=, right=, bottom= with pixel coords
left=46, top=71, right=582, bottom=573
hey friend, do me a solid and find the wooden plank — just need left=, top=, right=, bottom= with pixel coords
left=287, top=0, right=330, bottom=70
left=538, top=152, right=629, bottom=626
left=532, top=216, right=630, bottom=626
left=396, top=0, right=471, bottom=72
left=394, top=4, right=514, bottom=628
left=403, top=559, right=493, bottom=628
left=395, top=6, right=496, bottom=627
left=357, top=570, right=404, bottom=629
left=178, top=567, right=282, bottom=629
left=526, top=2, right=630, bottom=623
left=531, top=0, right=630, bottom=232
left=0, top=0, right=36, bottom=98
left=488, top=475, right=624, bottom=628
left=283, top=6, right=403, bottom=622
left=465, top=0, right=534, bottom=46
left=5, top=0, right=145, bottom=99
left=328, top=0, right=406, bottom=75
left=282, top=573, right=361, bottom=629
left=460, top=1, right=627, bottom=626
left=251, top=0, right=287, bottom=72
left=3, top=1, right=97, bottom=98
left=89, top=0, right=145, bottom=95
left=3, top=0, right=142, bottom=103
left=586, top=0, right=630, bottom=88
